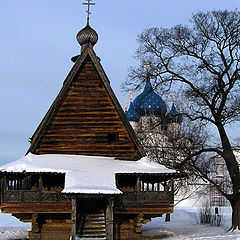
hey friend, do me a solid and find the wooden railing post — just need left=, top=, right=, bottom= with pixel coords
left=171, top=177, right=174, bottom=198
left=38, top=175, right=43, bottom=202
left=71, top=197, right=77, bottom=240
left=136, top=177, right=141, bottom=192
left=1, top=176, right=6, bottom=202
left=106, top=197, right=114, bottom=240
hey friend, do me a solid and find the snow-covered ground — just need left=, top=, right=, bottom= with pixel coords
left=142, top=207, right=240, bottom=239
left=1, top=207, right=240, bottom=239
left=0, top=210, right=30, bottom=240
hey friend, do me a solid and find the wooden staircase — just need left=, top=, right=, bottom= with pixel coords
left=77, top=210, right=106, bottom=239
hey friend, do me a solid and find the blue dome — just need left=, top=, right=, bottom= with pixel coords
left=126, top=101, right=140, bottom=122
left=168, top=103, right=183, bottom=123
left=133, top=79, right=167, bottom=117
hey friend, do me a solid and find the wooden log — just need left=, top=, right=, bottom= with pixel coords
left=1, top=202, right=72, bottom=213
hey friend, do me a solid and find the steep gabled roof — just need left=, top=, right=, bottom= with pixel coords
left=27, top=44, right=145, bottom=160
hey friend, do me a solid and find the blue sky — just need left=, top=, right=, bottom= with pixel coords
left=0, top=0, right=239, bottom=165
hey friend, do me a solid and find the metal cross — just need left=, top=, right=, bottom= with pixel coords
left=129, top=91, right=135, bottom=101
left=82, top=0, right=95, bottom=25
left=144, top=62, right=151, bottom=74
left=124, top=101, right=128, bottom=111
left=171, top=93, right=175, bottom=103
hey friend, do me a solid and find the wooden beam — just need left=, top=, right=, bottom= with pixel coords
left=71, top=198, right=77, bottom=240
left=106, top=198, right=114, bottom=240
left=1, top=202, right=72, bottom=213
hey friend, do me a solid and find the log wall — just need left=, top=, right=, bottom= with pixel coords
left=34, top=57, right=138, bottom=159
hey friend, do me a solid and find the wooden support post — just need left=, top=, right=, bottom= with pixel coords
left=164, top=181, right=167, bottom=191
left=71, top=197, right=77, bottom=240
left=38, top=175, right=43, bottom=202
left=136, top=177, right=141, bottom=192
left=39, top=175, right=43, bottom=191
left=171, top=177, right=174, bottom=192
left=106, top=198, right=114, bottom=240
left=165, top=214, right=170, bottom=222
left=1, top=176, right=6, bottom=202
left=6, top=177, right=8, bottom=191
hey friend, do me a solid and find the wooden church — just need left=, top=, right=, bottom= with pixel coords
left=0, top=2, right=183, bottom=240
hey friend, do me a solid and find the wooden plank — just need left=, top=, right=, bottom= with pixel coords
left=40, top=143, right=134, bottom=148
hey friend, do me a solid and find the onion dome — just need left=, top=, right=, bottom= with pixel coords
left=76, top=24, right=98, bottom=47
left=126, top=101, right=140, bottom=122
left=168, top=103, right=183, bottom=123
left=133, top=79, right=167, bottom=117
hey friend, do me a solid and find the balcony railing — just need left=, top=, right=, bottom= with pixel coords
left=116, top=191, right=173, bottom=206
left=3, top=190, right=69, bottom=203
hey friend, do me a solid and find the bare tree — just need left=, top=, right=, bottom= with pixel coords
left=124, top=10, right=240, bottom=230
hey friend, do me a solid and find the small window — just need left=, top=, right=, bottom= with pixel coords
left=107, top=133, right=119, bottom=144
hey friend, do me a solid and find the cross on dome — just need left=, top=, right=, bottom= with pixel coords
left=129, top=91, right=135, bottom=101
left=124, top=101, right=128, bottom=111
left=171, top=93, right=175, bottom=103
left=82, top=0, right=95, bottom=25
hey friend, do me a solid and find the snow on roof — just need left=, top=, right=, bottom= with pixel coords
left=0, top=153, right=175, bottom=195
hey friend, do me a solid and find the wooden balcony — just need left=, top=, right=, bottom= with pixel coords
left=116, top=191, right=173, bottom=206
left=3, top=190, right=69, bottom=203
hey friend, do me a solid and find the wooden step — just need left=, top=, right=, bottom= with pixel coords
left=77, top=210, right=106, bottom=239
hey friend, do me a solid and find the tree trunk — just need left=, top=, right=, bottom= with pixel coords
left=230, top=198, right=240, bottom=231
